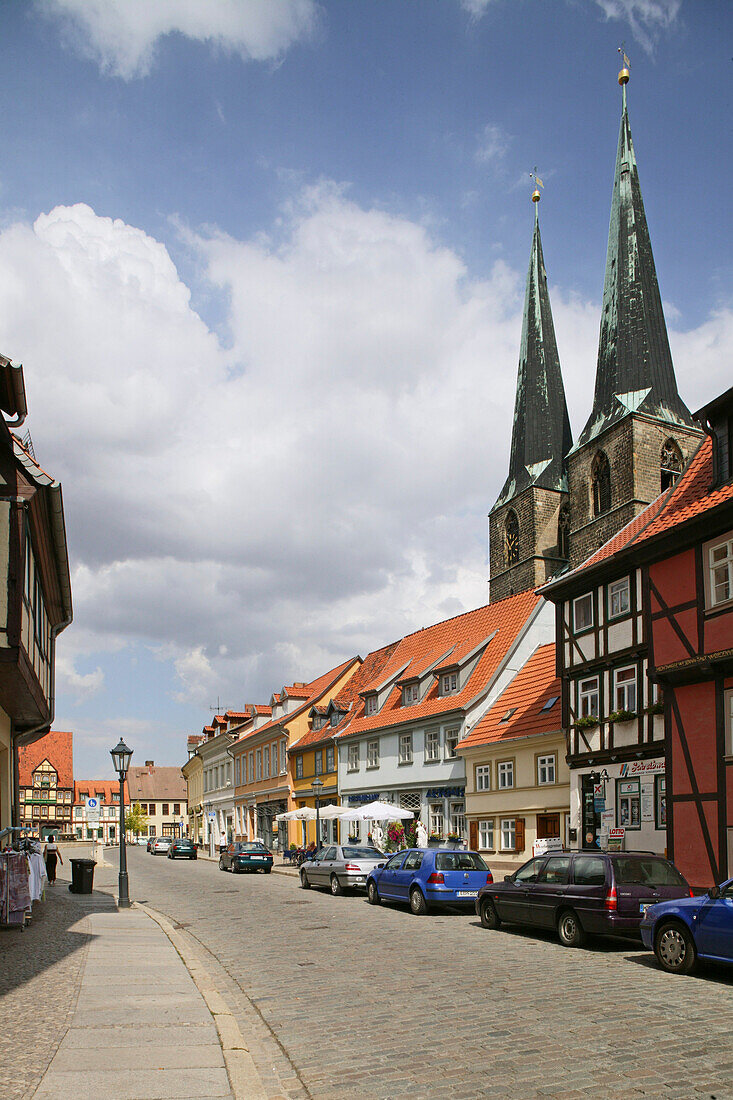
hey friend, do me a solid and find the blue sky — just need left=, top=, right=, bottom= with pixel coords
left=0, top=0, right=728, bottom=778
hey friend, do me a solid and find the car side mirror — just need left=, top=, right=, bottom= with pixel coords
left=504, top=875, right=513, bottom=883
left=708, top=885, right=721, bottom=900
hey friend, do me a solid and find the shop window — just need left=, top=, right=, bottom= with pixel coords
left=505, top=510, right=519, bottom=566
left=475, top=764, right=491, bottom=792
left=660, top=439, right=683, bottom=491
left=608, top=576, right=631, bottom=619
left=577, top=676, right=600, bottom=718
left=347, top=745, right=359, bottom=772
left=618, top=779, right=641, bottom=829
left=497, top=760, right=514, bottom=789
left=655, top=775, right=666, bottom=829
left=614, top=666, right=637, bottom=713
left=537, top=754, right=556, bottom=785
left=429, top=803, right=444, bottom=836
left=478, top=820, right=494, bottom=849
left=591, top=451, right=611, bottom=516
left=367, top=740, right=379, bottom=769
left=399, top=733, right=413, bottom=765
left=573, top=593, right=594, bottom=632
left=424, top=729, right=440, bottom=763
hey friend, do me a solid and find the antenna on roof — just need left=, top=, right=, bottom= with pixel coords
left=209, top=697, right=233, bottom=715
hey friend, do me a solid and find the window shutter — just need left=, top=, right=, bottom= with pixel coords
left=469, top=820, right=478, bottom=850
left=515, top=818, right=525, bottom=852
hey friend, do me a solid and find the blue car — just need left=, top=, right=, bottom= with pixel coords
left=366, top=848, right=493, bottom=915
left=640, top=877, right=733, bottom=974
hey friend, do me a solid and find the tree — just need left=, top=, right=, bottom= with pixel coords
left=125, top=801, right=148, bottom=837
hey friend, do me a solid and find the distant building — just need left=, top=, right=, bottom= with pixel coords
left=17, top=729, right=74, bottom=840
left=73, top=778, right=128, bottom=844
left=126, top=761, right=187, bottom=839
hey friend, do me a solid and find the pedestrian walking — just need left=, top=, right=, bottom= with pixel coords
left=43, top=835, right=63, bottom=885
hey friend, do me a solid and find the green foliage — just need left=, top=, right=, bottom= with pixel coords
left=575, top=715, right=599, bottom=730
left=648, top=700, right=664, bottom=715
left=609, top=709, right=636, bottom=723
left=125, top=801, right=148, bottom=836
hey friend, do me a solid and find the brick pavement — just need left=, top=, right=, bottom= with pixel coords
left=126, top=846, right=733, bottom=1100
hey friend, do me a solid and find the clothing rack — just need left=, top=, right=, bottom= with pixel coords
left=0, top=849, right=32, bottom=929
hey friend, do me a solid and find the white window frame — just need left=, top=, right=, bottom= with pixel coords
left=710, top=538, right=733, bottom=607
left=402, top=683, right=419, bottom=706
left=235, top=757, right=240, bottom=785
left=248, top=752, right=254, bottom=783
left=475, top=764, right=491, bottom=792
left=424, top=728, right=440, bottom=763
left=280, top=740, right=287, bottom=775
left=578, top=676, right=600, bottom=718
left=614, top=665, right=637, bottom=713
left=573, top=592, right=594, bottom=632
left=366, top=740, right=379, bottom=769
left=441, top=672, right=459, bottom=695
left=365, top=695, right=378, bottom=716
left=444, top=726, right=460, bottom=759
left=429, top=802, right=444, bottom=836
left=608, top=577, right=631, bottom=619
left=399, top=732, right=413, bottom=765
left=263, top=747, right=270, bottom=780
left=256, top=751, right=262, bottom=781
left=497, top=760, right=514, bottom=789
left=478, top=819, right=494, bottom=850
left=450, top=801, right=465, bottom=838
left=326, top=745, right=335, bottom=772
left=295, top=754, right=303, bottom=779
left=347, top=744, right=359, bottom=773
left=500, top=818, right=516, bottom=851
left=537, top=754, right=556, bottom=786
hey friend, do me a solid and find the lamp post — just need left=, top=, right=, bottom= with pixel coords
left=110, top=739, right=133, bottom=908
left=312, top=777, right=323, bottom=851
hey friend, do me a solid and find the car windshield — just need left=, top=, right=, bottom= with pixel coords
left=238, top=843, right=267, bottom=852
left=342, top=847, right=381, bottom=859
left=435, top=852, right=488, bottom=872
left=614, top=857, right=688, bottom=887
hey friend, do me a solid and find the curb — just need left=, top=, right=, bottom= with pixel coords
left=136, top=902, right=268, bottom=1100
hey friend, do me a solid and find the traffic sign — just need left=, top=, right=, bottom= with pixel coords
left=86, top=796, right=101, bottom=823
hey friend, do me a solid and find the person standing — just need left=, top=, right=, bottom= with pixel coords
left=43, top=835, right=63, bottom=885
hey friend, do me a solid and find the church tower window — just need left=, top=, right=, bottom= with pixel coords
left=591, top=452, right=611, bottom=516
left=558, top=505, right=570, bottom=560
left=505, top=511, right=519, bottom=566
left=661, top=439, right=683, bottom=491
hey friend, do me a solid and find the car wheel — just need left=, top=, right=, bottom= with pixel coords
left=330, top=874, right=343, bottom=897
left=367, top=880, right=380, bottom=905
left=655, top=921, right=696, bottom=974
left=409, top=887, right=428, bottom=915
left=218, top=857, right=226, bottom=871
left=480, top=899, right=501, bottom=930
left=557, top=909, right=585, bottom=948
left=300, top=871, right=311, bottom=890
left=264, top=868, right=272, bottom=874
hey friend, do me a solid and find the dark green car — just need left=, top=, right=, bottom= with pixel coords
left=219, top=842, right=273, bottom=874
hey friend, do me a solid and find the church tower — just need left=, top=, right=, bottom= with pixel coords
left=566, top=63, right=702, bottom=566
left=489, top=184, right=573, bottom=603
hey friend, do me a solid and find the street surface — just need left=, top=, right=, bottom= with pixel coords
left=125, top=847, right=733, bottom=1100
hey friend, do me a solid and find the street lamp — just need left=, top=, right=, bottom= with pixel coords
left=312, top=777, right=323, bottom=851
left=110, top=739, right=133, bottom=909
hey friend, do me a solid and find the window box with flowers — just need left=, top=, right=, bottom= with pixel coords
left=647, top=700, right=664, bottom=715
left=575, top=715, right=599, bottom=730
left=609, top=709, right=636, bottom=724
left=348, top=834, right=360, bottom=844
left=428, top=833, right=443, bottom=846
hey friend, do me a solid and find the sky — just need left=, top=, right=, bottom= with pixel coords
left=0, top=0, right=729, bottom=779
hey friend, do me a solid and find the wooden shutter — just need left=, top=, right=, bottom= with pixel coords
left=469, top=820, right=478, bottom=851
left=515, top=818, right=525, bottom=852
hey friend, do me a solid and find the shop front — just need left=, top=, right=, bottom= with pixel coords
left=342, top=785, right=466, bottom=846
left=571, top=758, right=666, bottom=854
left=256, top=797, right=287, bottom=851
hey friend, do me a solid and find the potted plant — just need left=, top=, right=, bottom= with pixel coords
left=385, top=821, right=405, bottom=851
left=428, top=832, right=443, bottom=846
left=609, top=709, right=636, bottom=723
left=575, top=715, right=599, bottom=730
left=446, top=832, right=463, bottom=847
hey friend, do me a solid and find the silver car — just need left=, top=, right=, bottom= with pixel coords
left=300, top=844, right=386, bottom=895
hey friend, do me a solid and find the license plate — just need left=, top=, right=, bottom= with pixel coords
left=640, top=902, right=656, bottom=916
left=457, top=891, right=477, bottom=898
left=252, top=855, right=265, bottom=860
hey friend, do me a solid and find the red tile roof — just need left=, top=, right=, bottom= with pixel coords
left=459, top=644, right=561, bottom=749
left=337, top=590, right=542, bottom=738
left=18, top=729, right=73, bottom=788
left=74, top=779, right=129, bottom=804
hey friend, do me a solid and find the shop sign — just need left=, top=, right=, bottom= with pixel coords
left=426, top=787, right=465, bottom=798
left=608, top=827, right=625, bottom=851
left=348, top=792, right=381, bottom=805
left=619, top=759, right=664, bottom=776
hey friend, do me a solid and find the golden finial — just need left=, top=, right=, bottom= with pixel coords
left=617, top=44, right=631, bottom=85
left=530, top=167, right=544, bottom=204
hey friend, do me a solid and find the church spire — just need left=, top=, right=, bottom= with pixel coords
left=494, top=185, right=572, bottom=510
left=577, top=62, right=695, bottom=447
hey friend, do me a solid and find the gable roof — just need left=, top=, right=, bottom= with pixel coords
left=459, top=644, right=561, bottom=749
left=127, top=764, right=187, bottom=801
left=336, top=590, right=542, bottom=739
left=17, top=729, right=73, bottom=788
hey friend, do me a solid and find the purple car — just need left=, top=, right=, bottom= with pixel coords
left=640, top=876, right=733, bottom=974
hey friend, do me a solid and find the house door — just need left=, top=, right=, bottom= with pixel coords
left=537, top=814, right=560, bottom=840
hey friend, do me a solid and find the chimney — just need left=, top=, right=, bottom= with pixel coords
left=145, top=760, right=154, bottom=767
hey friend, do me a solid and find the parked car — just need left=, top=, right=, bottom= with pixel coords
left=166, top=838, right=197, bottom=860
left=219, top=842, right=273, bottom=873
left=476, top=851, right=693, bottom=947
left=366, top=848, right=493, bottom=915
left=150, top=837, right=173, bottom=855
left=146, top=836, right=156, bottom=852
left=640, top=876, right=733, bottom=974
left=300, top=845, right=386, bottom=894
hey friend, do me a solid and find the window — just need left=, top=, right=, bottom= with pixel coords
left=614, top=666, right=637, bottom=713
left=618, top=779, right=641, bottom=829
left=424, top=729, right=440, bottom=762
left=429, top=802, right=444, bottom=836
left=541, top=695, right=560, bottom=712
left=367, top=740, right=379, bottom=769
left=537, top=754, right=556, bottom=785
left=478, top=820, right=494, bottom=849
left=256, top=751, right=262, bottom=781
left=280, top=741, right=287, bottom=774
left=450, top=802, right=465, bottom=838
left=235, top=758, right=240, bottom=785
left=444, top=727, right=459, bottom=759
left=263, top=747, right=270, bottom=779
left=499, top=709, right=516, bottom=723
left=661, top=439, right=683, bottom=491
left=402, top=683, right=419, bottom=706
left=558, top=505, right=570, bottom=560
left=347, top=744, right=359, bottom=772
left=330, top=711, right=341, bottom=728
left=248, top=752, right=254, bottom=783
left=312, top=715, right=325, bottom=731
left=501, top=818, right=516, bottom=850
left=573, top=856, right=606, bottom=886
left=578, top=676, right=600, bottom=718
left=505, top=510, right=519, bottom=566
left=173, top=803, right=180, bottom=815
left=314, top=750, right=323, bottom=776
left=399, top=733, right=413, bottom=764
left=710, top=538, right=733, bottom=607
left=497, top=760, right=514, bottom=789
left=441, top=672, right=459, bottom=695
left=537, top=856, right=570, bottom=885
left=364, top=694, right=378, bottom=716
left=591, top=451, right=611, bottom=516
left=727, top=691, right=733, bottom=756
left=573, top=593, right=594, bottom=632
left=608, top=577, right=630, bottom=619
left=295, top=755, right=303, bottom=779
left=655, top=775, right=666, bottom=829
left=162, top=803, right=169, bottom=816
left=326, top=746, right=334, bottom=772
left=403, top=851, right=423, bottom=871
left=475, top=764, right=491, bottom=791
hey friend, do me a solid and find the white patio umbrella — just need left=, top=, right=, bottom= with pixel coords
left=339, top=800, right=414, bottom=821
left=317, top=804, right=348, bottom=820
left=275, top=807, right=317, bottom=821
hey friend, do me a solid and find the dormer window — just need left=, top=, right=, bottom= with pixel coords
left=330, top=711, right=341, bottom=727
left=441, top=672, right=459, bottom=695
left=364, top=695, right=378, bottom=717
left=402, top=683, right=419, bottom=706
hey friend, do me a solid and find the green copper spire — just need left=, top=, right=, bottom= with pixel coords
left=494, top=194, right=572, bottom=509
left=577, top=73, right=694, bottom=447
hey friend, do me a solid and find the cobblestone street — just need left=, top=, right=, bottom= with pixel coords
left=126, top=848, right=733, bottom=1100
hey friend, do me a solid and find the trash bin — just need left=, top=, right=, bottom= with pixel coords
left=68, top=858, right=96, bottom=894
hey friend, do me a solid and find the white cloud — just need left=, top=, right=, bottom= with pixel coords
left=460, top=0, right=496, bottom=16
left=592, top=0, right=682, bottom=53
left=475, top=123, right=510, bottom=167
left=39, top=0, right=320, bottom=79
left=55, top=652, right=105, bottom=701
